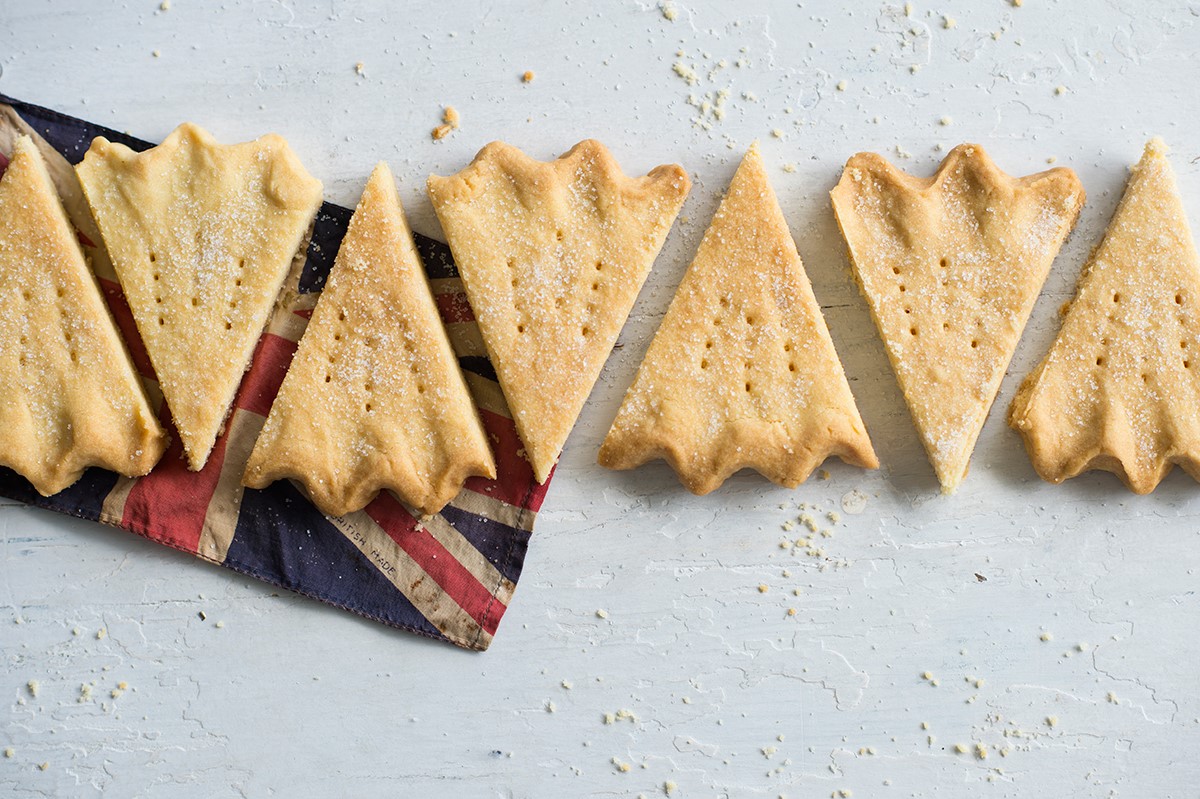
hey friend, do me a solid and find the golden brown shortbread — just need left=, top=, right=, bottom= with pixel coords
left=0, top=136, right=166, bottom=495
left=428, top=140, right=690, bottom=483
left=1010, top=139, right=1200, bottom=493
left=76, top=123, right=323, bottom=470
left=244, top=162, right=496, bottom=517
left=831, top=144, right=1084, bottom=492
left=599, top=144, right=877, bottom=494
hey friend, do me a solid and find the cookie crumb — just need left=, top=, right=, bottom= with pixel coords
left=159, top=0, right=170, bottom=9
left=3, top=748, right=12, bottom=758
left=661, top=3, right=678, bottom=20
left=836, top=80, right=847, bottom=91
left=522, top=70, right=535, bottom=83
left=26, top=680, right=39, bottom=698
left=96, top=628, right=107, bottom=640
left=1055, top=85, right=1068, bottom=95
left=39, top=761, right=49, bottom=772
left=943, top=15, right=956, bottom=29
left=432, top=106, right=461, bottom=140
left=1046, top=715, right=1058, bottom=728
left=939, top=116, right=952, bottom=126
left=595, top=609, right=609, bottom=619
left=355, top=62, right=365, bottom=76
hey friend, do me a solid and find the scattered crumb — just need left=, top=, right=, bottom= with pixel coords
left=152, top=49, right=161, bottom=58
left=545, top=701, right=556, bottom=713
left=39, top=762, right=49, bottom=772
left=771, top=128, right=784, bottom=139
left=96, top=628, right=107, bottom=640
left=818, top=469, right=830, bottom=480
left=612, top=757, right=632, bottom=772
left=159, top=0, right=170, bottom=9
left=664, top=780, right=678, bottom=795
left=522, top=70, right=535, bottom=83
left=432, top=106, right=461, bottom=140
left=2, top=748, right=11, bottom=758
left=682, top=696, right=692, bottom=704
left=26, top=680, right=39, bottom=698
left=974, top=678, right=985, bottom=688
left=215, top=621, right=225, bottom=629
left=1107, top=691, right=1119, bottom=704
left=975, top=743, right=988, bottom=760
left=603, top=712, right=616, bottom=724
left=1046, top=716, right=1058, bottom=728
left=762, top=745, right=777, bottom=758
left=354, top=62, right=365, bottom=76
left=72, top=627, right=81, bottom=636
left=673, top=61, right=699, bottom=86
left=79, top=683, right=93, bottom=703
left=954, top=743, right=968, bottom=754
left=939, top=116, right=952, bottom=126
left=943, top=15, right=956, bottom=29
left=827, top=511, right=841, bottom=524
left=1046, top=156, right=1058, bottom=164
left=836, top=80, right=848, bottom=91
left=787, top=608, right=797, bottom=617
left=561, top=680, right=572, bottom=690
left=1040, top=631, right=1053, bottom=642
left=1055, top=85, right=1068, bottom=95
left=1012, top=0, right=1023, bottom=6
left=596, top=609, right=609, bottom=619
left=661, top=3, right=678, bottom=20
left=1077, top=642, right=1089, bottom=652
left=758, top=584, right=769, bottom=594
left=920, top=721, right=930, bottom=730
left=921, top=671, right=933, bottom=680
left=904, top=1, right=914, bottom=16
left=909, top=64, right=921, bottom=75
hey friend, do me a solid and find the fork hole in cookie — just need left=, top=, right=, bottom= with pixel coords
left=417, top=384, right=426, bottom=394
left=517, top=324, right=525, bottom=334
left=904, top=307, right=912, bottom=314
left=324, top=374, right=331, bottom=383
left=158, top=316, right=165, bottom=326
left=365, top=402, right=372, bottom=412
left=788, top=362, right=796, bottom=372
left=1096, top=356, right=1105, bottom=366
left=1112, top=292, right=1121, bottom=303
left=700, top=359, right=709, bottom=370
left=555, top=229, right=564, bottom=242
left=892, top=266, right=901, bottom=275
left=1185, top=360, right=1192, bottom=370
left=149, top=253, right=157, bottom=263
left=744, top=382, right=752, bottom=393
left=939, top=257, right=948, bottom=268
left=970, top=339, right=978, bottom=349
left=705, top=340, right=713, bottom=350
left=594, top=261, right=603, bottom=272
left=1176, top=293, right=1184, bottom=305
left=910, top=327, right=918, bottom=336
left=899, top=284, right=907, bottom=293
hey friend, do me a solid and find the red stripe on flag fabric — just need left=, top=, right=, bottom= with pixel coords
left=236, top=333, right=298, bottom=418
left=99, top=277, right=156, bottom=380
left=365, top=493, right=504, bottom=636
left=434, top=291, right=475, bottom=324
left=120, top=408, right=230, bottom=555
left=293, top=308, right=313, bottom=320
left=465, top=409, right=552, bottom=512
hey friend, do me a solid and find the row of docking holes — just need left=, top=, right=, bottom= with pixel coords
left=892, top=259, right=983, bottom=348
left=323, top=309, right=424, bottom=413
left=508, top=257, right=601, bottom=339
left=698, top=298, right=797, bottom=393
left=1093, top=290, right=1192, bottom=375
left=149, top=252, right=245, bottom=331
left=18, top=286, right=79, bottom=365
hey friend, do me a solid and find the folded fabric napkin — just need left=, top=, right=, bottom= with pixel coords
left=0, top=94, right=549, bottom=651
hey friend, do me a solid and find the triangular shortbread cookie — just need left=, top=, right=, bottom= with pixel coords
left=76, top=123, right=323, bottom=470
left=831, top=144, right=1084, bottom=492
left=428, top=140, right=690, bottom=483
left=244, top=162, right=496, bottom=517
left=0, top=136, right=167, bottom=495
left=599, top=144, right=878, bottom=494
left=1010, top=139, right=1200, bottom=493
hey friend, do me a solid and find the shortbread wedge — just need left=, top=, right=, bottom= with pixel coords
left=428, top=140, right=690, bottom=483
left=76, top=123, right=323, bottom=470
left=1010, top=139, right=1200, bottom=493
left=244, top=162, right=496, bottom=517
left=831, top=144, right=1084, bottom=492
left=600, top=144, right=877, bottom=494
left=0, top=136, right=167, bottom=495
